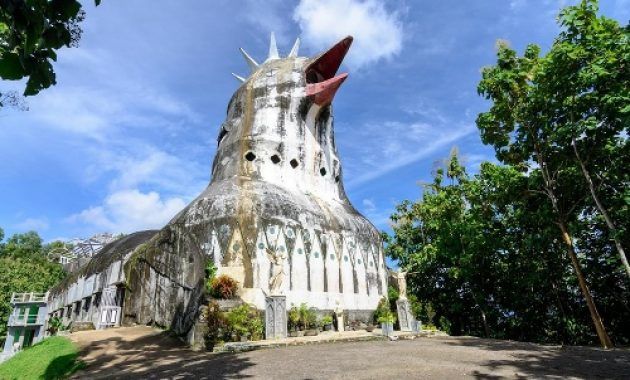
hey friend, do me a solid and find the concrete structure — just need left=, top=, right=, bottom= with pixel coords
left=46, top=231, right=157, bottom=331
left=1, top=292, right=48, bottom=362
left=123, top=34, right=388, bottom=342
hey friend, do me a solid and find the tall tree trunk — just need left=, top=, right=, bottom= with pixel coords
left=572, top=138, right=630, bottom=279
left=558, top=221, right=613, bottom=348
left=533, top=141, right=613, bottom=348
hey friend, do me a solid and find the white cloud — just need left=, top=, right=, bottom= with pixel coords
left=293, top=0, right=404, bottom=69
left=15, top=217, right=50, bottom=232
left=362, top=198, right=376, bottom=212
left=88, top=145, right=207, bottom=198
left=68, top=189, right=186, bottom=234
left=343, top=121, right=476, bottom=189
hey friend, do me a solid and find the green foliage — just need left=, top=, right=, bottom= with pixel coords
left=204, top=260, right=217, bottom=293
left=0, top=0, right=102, bottom=102
left=288, top=305, right=301, bottom=330
left=205, top=302, right=264, bottom=346
left=2, top=231, right=43, bottom=258
left=373, top=297, right=391, bottom=325
left=47, top=316, right=64, bottom=336
left=0, top=229, right=65, bottom=344
left=209, top=275, right=238, bottom=299
left=286, top=303, right=318, bottom=330
left=377, top=309, right=396, bottom=325
left=320, top=315, right=333, bottom=326
left=204, top=301, right=227, bottom=349
left=225, top=304, right=264, bottom=341
left=0, top=336, right=85, bottom=379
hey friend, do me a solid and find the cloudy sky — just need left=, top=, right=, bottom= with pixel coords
left=0, top=0, right=628, bottom=241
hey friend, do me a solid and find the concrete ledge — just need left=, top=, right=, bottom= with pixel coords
left=213, top=329, right=447, bottom=353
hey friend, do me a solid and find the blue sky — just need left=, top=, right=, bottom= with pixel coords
left=0, top=0, right=628, bottom=242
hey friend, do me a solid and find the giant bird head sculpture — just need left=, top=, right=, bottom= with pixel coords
left=212, top=34, right=354, bottom=203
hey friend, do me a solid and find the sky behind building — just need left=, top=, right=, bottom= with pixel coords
left=1, top=0, right=628, bottom=241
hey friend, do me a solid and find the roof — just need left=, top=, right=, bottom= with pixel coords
left=50, top=230, right=158, bottom=295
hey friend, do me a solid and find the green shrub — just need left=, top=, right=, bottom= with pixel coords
left=321, top=315, right=333, bottom=326
left=377, top=309, right=397, bottom=325
left=225, top=304, right=264, bottom=341
left=205, top=301, right=228, bottom=349
left=204, top=260, right=218, bottom=293
left=47, top=316, right=64, bottom=336
left=210, top=275, right=238, bottom=299
left=373, top=297, right=390, bottom=324
left=288, top=305, right=301, bottom=331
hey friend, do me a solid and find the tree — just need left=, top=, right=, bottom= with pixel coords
left=386, top=153, right=629, bottom=346
left=0, top=229, right=65, bottom=344
left=475, top=0, right=628, bottom=347
left=0, top=0, right=102, bottom=106
left=2, top=230, right=43, bottom=258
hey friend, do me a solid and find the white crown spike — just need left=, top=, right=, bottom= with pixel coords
left=267, top=32, right=279, bottom=61
left=288, top=37, right=300, bottom=58
left=232, top=73, right=246, bottom=83
left=239, top=48, right=259, bottom=72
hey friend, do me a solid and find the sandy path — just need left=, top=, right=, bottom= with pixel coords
left=70, top=326, right=630, bottom=379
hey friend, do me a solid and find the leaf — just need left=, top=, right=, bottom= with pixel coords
left=0, top=53, right=26, bottom=80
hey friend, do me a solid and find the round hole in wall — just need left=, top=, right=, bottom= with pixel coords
left=290, top=159, right=299, bottom=168
left=330, top=254, right=335, bottom=260
left=344, top=256, right=349, bottom=262
left=245, top=151, right=256, bottom=161
left=314, top=252, right=319, bottom=258
left=297, top=248, right=303, bottom=255
left=258, top=243, right=265, bottom=250
left=358, top=259, right=362, bottom=264
left=271, top=154, right=281, bottom=164
left=335, top=175, right=340, bottom=183
left=320, top=168, right=327, bottom=176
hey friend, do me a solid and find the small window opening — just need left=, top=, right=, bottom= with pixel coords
left=245, top=151, right=256, bottom=161
left=290, top=159, right=299, bottom=168
left=334, top=175, right=340, bottom=183
left=271, top=154, right=281, bottom=164
left=320, top=167, right=327, bottom=176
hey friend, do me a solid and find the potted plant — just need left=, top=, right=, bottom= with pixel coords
left=210, top=275, right=239, bottom=299
left=321, top=315, right=333, bottom=331
left=288, top=306, right=301, bottom=337
left=304, top=308, right=319, bottom=336
left=378, top=310, right=396, bottom=336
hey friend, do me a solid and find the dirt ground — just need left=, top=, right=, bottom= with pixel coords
left=70, top=326, right=629, bottom=379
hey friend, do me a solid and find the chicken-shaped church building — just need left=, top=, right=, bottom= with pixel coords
left=44, top=35, right=389, bottom=345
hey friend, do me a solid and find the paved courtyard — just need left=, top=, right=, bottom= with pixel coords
left=70, top=327, right=629, bottom=379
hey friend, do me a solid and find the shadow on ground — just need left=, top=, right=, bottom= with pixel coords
left=443, top=336, right=630, bottom=379
left=68, top=330, right=255, bottom=379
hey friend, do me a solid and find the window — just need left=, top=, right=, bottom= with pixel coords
left=245, top=151, right=256, bottom=161
left=320, top=168, right=327, bottom=176
left=290, top=159, right=299, bottom=168
left=271, top=154, right=281, bottom=164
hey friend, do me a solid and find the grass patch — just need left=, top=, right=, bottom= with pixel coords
left=0, top=336, right=85, bottom=380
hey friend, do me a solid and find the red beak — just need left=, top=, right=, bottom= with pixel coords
left=305, top=36, right=353, bottom=106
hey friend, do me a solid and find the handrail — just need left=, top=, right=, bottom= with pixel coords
left=10, top=292, right=49, bottom=303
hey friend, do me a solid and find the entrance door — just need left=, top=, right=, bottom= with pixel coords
left=23, top=329, right=34, bottom=347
